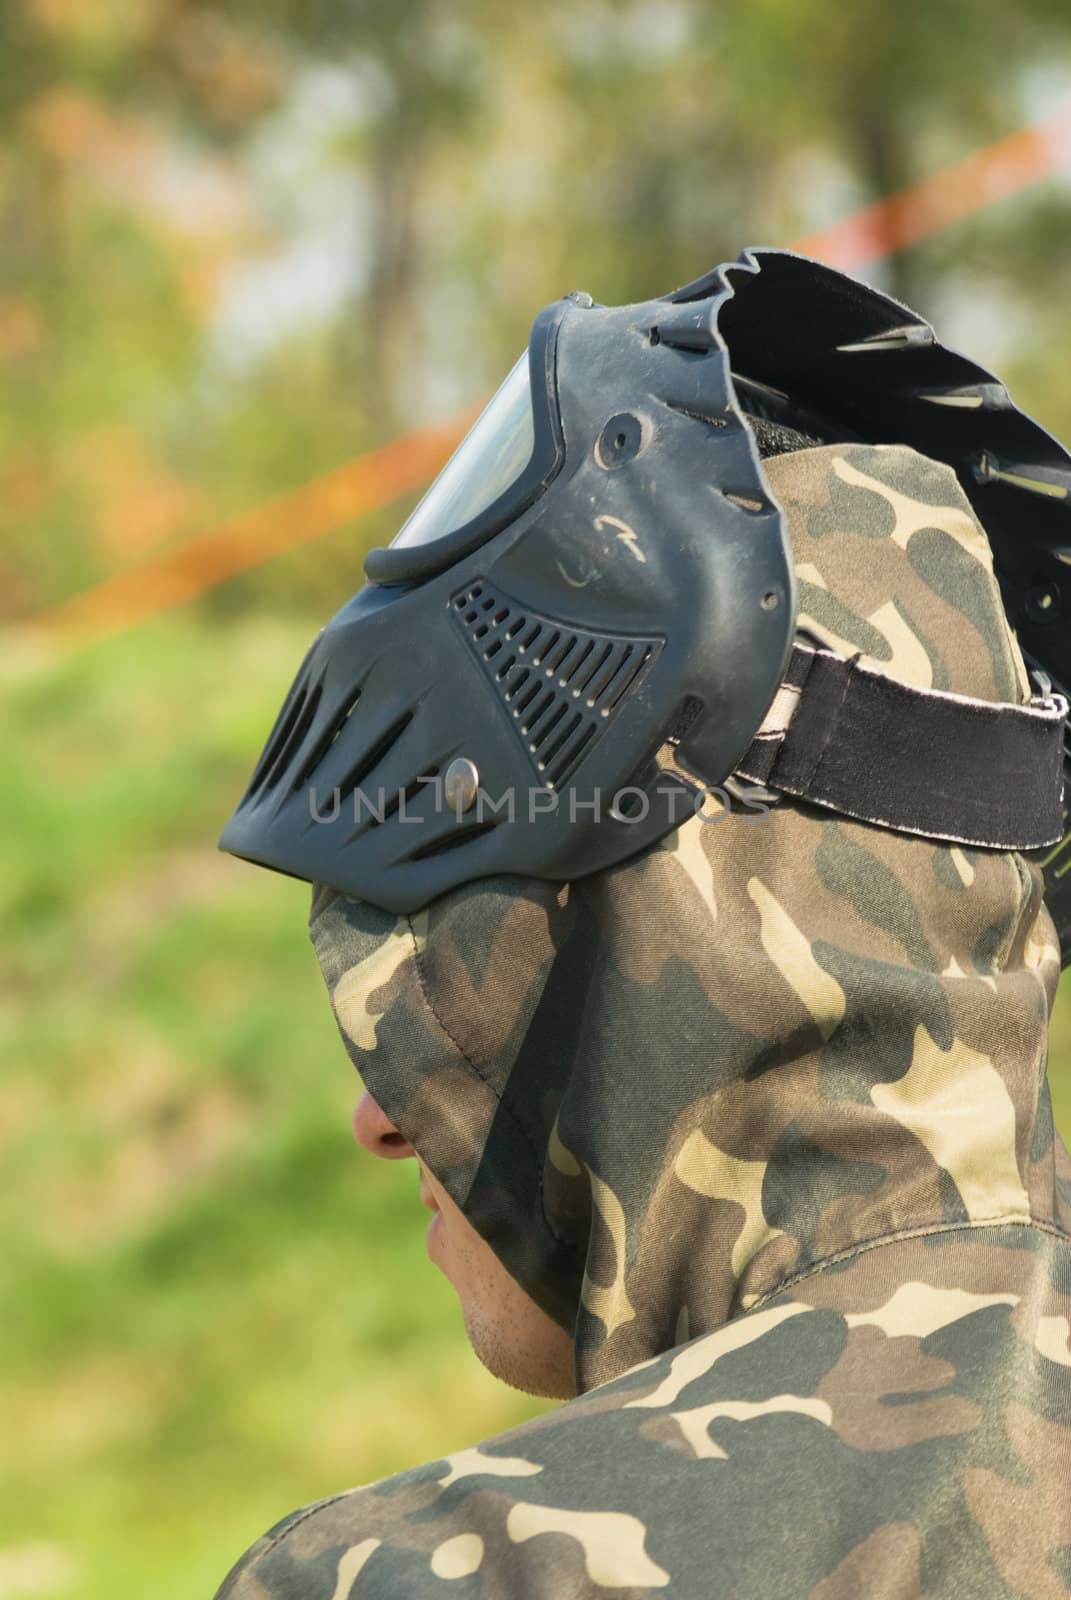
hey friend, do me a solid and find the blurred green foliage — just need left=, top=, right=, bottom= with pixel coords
left=6, top=2, right=1071, bottom=1596
left=0, top=617, right=556, bottom=1598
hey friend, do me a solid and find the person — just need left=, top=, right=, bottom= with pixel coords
left=214, top=252, right=1071, bottom=1598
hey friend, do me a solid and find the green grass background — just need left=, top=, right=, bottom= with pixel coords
left=3, top=614, right=1070, bottom=1600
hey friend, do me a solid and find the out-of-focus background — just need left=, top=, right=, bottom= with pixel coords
left=5, top=5, right=1071, bottom=1596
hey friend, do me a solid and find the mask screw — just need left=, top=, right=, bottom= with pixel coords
left=444, top=757, right=480, bottom=813
left=596, top=412, right=644, bottom=469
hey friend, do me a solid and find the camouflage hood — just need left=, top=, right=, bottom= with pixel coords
left=310, top=441, right=1066, bottom=1397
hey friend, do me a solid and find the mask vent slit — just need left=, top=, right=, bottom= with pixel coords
left=336, top=711, right=414, bottom=804
left=247, top=681, right=309, bottom=798
left=291, top=687, right=362, bottom=791
left=513, top=678, right=543, bottom=716
left=520, top=688, right=556, bottom=732
left=531, top=629, right=560, bottom=664
left=405, top=818, right=499, bottom=861
left=584, top=644, right=632, bottom=705
left=544, top=633, right=578, bottom=673
left=546, top=722, right=597, bottom=787
left=562, top=639, right=595, bottom=683
left=379, top=768, right=439, bottom=825
left=529, top=701, right=570, bottom=752
left=258, top=684, right=323, bottom=795
left=602, top=646, right=654, bottom=714
left=538, top=711, right=583, bottom=771
left=573, top=642, right=614, bottom=697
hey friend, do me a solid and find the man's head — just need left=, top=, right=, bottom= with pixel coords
left=221, top=253, right=1071, bottom=1401
left=351, top=1085, right=577, bottom=1399
left=309, top=439, right=1062, bottom=1398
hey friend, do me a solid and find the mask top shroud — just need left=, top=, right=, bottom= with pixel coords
left=219, top=249, right=1071, bottom=956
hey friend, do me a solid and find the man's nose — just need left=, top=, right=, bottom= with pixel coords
left=352, top=1088, right=417, bottom=1159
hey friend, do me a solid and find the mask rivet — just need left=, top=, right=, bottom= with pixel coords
left=595, top=412, right=644, bottom=470
left=444, top=757, right=479, bottom=813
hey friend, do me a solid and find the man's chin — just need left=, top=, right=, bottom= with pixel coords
left=460, top=1308, right=577, bottom=1401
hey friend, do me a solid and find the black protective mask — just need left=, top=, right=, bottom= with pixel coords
left=219, top=249, right=1071, bottom=952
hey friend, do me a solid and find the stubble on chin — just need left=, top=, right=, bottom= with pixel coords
left=461, top=1302, right=578, bottom=1400
left=426, top=1181, right=577, bottom=1401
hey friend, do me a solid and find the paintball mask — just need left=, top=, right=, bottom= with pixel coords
left=219, top=249, right=1071, bottom=958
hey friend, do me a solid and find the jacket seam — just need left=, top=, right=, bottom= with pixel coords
left=218, top=1493, right=356, bottom=1594
left=745, top=1211, right=1071, bottom=1314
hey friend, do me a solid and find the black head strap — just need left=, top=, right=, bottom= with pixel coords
left=736, top=642, right=1067, bottom=851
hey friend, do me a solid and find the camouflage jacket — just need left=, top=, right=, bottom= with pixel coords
left=216, top=445, right=1071, bottom=1599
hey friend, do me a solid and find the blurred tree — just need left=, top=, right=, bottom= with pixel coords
left=4, top=0, right=1071, bottom=619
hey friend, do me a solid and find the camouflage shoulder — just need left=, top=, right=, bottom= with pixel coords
left=213, top=1492, right=362, bottom=1599
left=213, top=1222, right=1071, bottom=1598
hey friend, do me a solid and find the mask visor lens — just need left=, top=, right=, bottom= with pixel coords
left=390, top=354, right=536, bottom=551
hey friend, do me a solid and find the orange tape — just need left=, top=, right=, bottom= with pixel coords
left=795, top=102, right=1071, bottom=271
left=31, top=408, right=478, bottom=646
